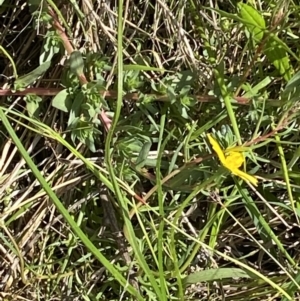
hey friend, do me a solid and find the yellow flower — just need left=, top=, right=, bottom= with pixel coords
left=207, top=134, right=258, bottom=186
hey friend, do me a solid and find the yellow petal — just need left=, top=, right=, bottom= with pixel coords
left=231, top=168, right=258, bottom=186
left=226, top=145, right=249, bottom=153
left=207, top=134, right=226, bottom=165
left=224, top=151, right=244, bottom=169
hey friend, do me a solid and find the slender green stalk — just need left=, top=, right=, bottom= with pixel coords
left=187, top=0, right=241, bottom=144
left=170, top=169, right=224, bottom=274
left=274, top=131, right=299, bottom=223
left=156, top=106, right=168, bottom=301
left=0, top=46, right=17, bottom=78
left=166, top=203, right=293, bottom=300
left=104, top=0, right=163, bottom=297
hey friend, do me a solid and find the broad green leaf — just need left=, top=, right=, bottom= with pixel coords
left=183, top=268, right=255, bottom=287
left=26, top=101, right=40, bottom=118
left=264, top=36, right=293, bottom=82
left=13, top=61, right=51, bottom=91
left=25, top=94, right=42, bottom=117
left=69, top=51, right=84, bottom=75
left=238, top=3, right=265, bottom=43
left=52, top=89, right=72, bottom=112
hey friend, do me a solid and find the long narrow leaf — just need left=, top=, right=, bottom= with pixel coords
left=0, top=107, right=143, bottom=301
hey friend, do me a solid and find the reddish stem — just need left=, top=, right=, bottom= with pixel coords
left=47, top=7, right=111, bottom=132
left=0, top=87, right=257, bottom=105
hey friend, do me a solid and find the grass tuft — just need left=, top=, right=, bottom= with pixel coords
left=1, top=0, right=300, bottom=300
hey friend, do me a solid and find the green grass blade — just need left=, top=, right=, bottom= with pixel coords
left=0, top=107, right=143, bottom=300
left=104, top=0, right=163, bottom=297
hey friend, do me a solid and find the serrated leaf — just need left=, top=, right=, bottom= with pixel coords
left=69, top=51, right=84, bottom=75
left=264, top=37, right=293, bottom=82
left=238, top=3, right=265, bottom=43
left=13, top=61, right=51, bottom=91
left=183, top=268, right=255, bottom=288
left=52, top=89, right=72, bottom=112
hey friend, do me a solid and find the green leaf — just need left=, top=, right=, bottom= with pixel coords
left=69, top=51, right=84, bottom=75
left=236, top=180, right=296, bottom=266
left=68, top=91, right=84, bottom=126
left=281, top=269, right=300, bottom=301
left=122, top=64, right=165, bottom=72
left=283, top=70, right=300, bottom=95
left=86, top=132, right=96, bottom=153
left=135, top=142, right=152, bottom=169
left=40, top=34, right=61, bottom=64
left=180, top=95, right=196, bottom=107
left=204, top=6, right=246, bottom=24
left=26, top=101, right=40, bottom=118
left=281, top=70, right=300, bottom=102
left=13, top=61, right=51, bottom=91
left=271, top=34, right=300, bottom=62
left=264, top=36, right=293, bottom=82
left=205, top=6, right=299, bottom=61
left=52, top=89, right=72, bottom=112
left=243, top=76, right=272, bottom=98
left=238, top=3, right=265, bottom=43
left=0, top=108, right=144, bottom=301
left=82, top=103, right=96, bottom=119
left=25, top=94, right=42, bottom=117
left=0, top=46, right=17, bottom=78
left=124, top=64, right=164, bottom=72
left=183, top=268, right=255, bottom=288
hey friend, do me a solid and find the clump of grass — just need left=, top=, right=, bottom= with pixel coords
left=0, top=0, right=300, bottom=301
